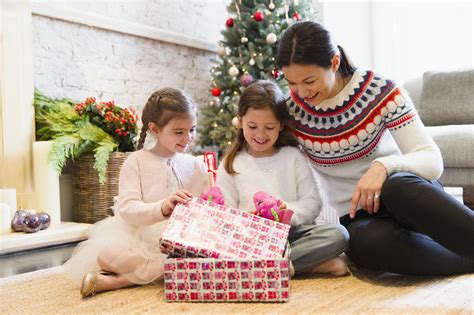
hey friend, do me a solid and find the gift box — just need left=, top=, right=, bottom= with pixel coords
left=164, top=255, right=290, bottom=302
left=159, top=198, right=290, bottom=260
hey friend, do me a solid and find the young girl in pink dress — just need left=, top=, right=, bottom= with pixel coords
left=63, top=88, right=209, bottom=297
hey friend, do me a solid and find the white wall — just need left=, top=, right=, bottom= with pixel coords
left=321, top=0, right=473, bottom=83
left=31, top=0, right=229, bottom=109
left=320, top=1, right=373, bottom=70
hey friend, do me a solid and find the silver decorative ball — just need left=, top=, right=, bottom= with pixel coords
left=228, top=66, right=239, bottom=77
left=217, top=46, right=226, bottom=57
left=232, top=116, right=239, bottom=128
left=266, top=33, right=277, bottom=44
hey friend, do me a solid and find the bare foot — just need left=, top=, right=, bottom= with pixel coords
left=311, top=256, right=349, bottom=276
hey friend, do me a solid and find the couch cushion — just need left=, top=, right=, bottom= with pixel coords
left=419, top=69, right=474, bottom=126
left=426, top=125, right=474, bottom=168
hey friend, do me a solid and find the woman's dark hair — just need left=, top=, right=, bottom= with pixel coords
left=223, top=80, right=299, bottom=175
left=276, top=21, right=355, bottom=77
left=137, top=88, right=197, bottom=150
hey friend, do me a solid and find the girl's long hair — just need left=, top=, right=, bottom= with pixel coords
left=223, top=80, right=298, bottom=175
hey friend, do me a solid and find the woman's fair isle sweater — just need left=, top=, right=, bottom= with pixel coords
left=288, top=70, right=443, bottom=217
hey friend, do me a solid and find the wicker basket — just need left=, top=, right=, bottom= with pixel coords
left=72, top=152, right=130, bottom=223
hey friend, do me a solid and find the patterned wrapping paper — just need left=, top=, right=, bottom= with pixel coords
left=159, top=198, right=290, bottom=260
left=164, top=256, right=290, bottom=302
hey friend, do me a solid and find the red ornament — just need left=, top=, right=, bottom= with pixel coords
left=211, top=87, right=221, bottom=97
left=272, top=69, right=280, bottom=79
left=226, top=18, right=234, bottom=27
left=254, top=11, right=264, bottom=22
left=292, top=12, right=302, bottom=21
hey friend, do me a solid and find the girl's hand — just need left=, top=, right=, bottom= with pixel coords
left=161, top=189, right=192, bottom=217
left=349, top=162, right=387, bottom=218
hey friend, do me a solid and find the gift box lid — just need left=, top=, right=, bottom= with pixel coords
left=160, top=198, right=290, bottom=260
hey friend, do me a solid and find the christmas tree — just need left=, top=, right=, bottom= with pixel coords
left=197, top=0, right=317, bottom=155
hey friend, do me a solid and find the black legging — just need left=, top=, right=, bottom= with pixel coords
left=340, top=172, right=474, bottom=276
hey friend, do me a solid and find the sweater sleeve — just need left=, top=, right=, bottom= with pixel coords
left=374, top=93, right=443, bottom=180
left=216, top=161, right=240, bottom=209
left=115, top=154, right=167, bottom=226
left=284, top=150, right=323, bottom=227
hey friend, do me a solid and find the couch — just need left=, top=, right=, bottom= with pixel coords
left=403, top=69, right=474, bottom=209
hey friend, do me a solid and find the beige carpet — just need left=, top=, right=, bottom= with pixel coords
left=0, top=266, right=472, bottom=314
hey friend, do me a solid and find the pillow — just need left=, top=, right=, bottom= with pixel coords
left=418, top=69, right=474, bottom=126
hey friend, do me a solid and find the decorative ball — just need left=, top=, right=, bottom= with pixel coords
left=254, top=11, right=264, bottom=22
left=268, top=2, right=275, bottom=10
left=211, top=87, right=221, bottom=97
left=240, top=73, right=254, bottom=87
left=249, top=58, right=255, bottom=66
left=292, top=12, right=302, bottom=21
left=241, top=37, right=248, bottom=43
left=272, top=69, right=280, bottom=79
left=231, top=116, right=239, bottom=128
left=228, top=66, right=239, bottom=77
left=217, top=46, right=226, bottom=57
left=266, top=33, right=277, bottom=44
left=208, top=100, right=216, bottom=107
left=226, top=18, right=234, bottom=27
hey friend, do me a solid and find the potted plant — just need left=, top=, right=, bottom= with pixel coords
left=34, top=89, right=139, bottom=223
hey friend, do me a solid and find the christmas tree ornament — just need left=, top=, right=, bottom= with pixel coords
left=268, top=0, right=275, bottom=10
left=208, top=100, right=216, bottom=107
left=272, top=69, right=280, bottom=78
left=254, top=11, right=264, bottom=22
left=249, top=58, right=256, bottom=66
left=232, top=116, right=239, bottom=128
left=241, top=37, right=248, bottom=43
left=211, top=87, right=221, bottom=97
left=266, top=33, right=277, bottom=44
left=292, top=12, right=302, bottom=21
left=228, top=65, right=239, bottom=77
left=226, top=18, right=234, bottom=27
left=217, top=45, right=226, bottom=57
left=240, top=73, right=254, bottom=87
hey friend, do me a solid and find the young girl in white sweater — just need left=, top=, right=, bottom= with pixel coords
left=217, top=80, right=349, bottom=276
left=64, top=88, right=209, bottom=297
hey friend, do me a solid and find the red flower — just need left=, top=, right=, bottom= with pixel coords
left=74, top=97, right=138, bottom=151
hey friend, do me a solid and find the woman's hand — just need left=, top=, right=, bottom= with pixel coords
left=161, top=189, right=192, bottom=217
left=349, top=162, right=388, bottom=218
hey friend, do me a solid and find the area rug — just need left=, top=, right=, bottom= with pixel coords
left=0, top=265, right=472, bottom=314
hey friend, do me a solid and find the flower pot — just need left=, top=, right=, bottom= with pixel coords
left=72, top=152, right=130, bottom=224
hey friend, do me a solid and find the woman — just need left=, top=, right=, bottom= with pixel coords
left=276, top=21, right=474, bottom=275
